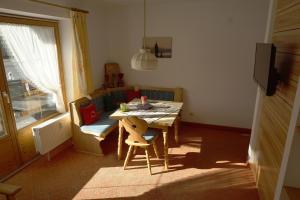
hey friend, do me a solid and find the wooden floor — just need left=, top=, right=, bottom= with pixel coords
left=1, top=124, right=259, bottom=200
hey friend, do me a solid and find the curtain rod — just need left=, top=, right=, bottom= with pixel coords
left=29, top=0, right=89, bottom=14
left=0, top=12, right=59, bottom=23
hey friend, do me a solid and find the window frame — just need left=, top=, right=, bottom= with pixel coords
left=0, top=15, right=67, bottom=131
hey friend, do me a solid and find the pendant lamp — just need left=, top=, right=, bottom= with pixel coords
left=131, top=0, right=158, bottom=71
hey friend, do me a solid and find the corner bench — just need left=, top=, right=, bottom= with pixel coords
left=70, top=86, right=183, bottom=156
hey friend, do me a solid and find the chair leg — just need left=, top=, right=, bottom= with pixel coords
left=152, top=141, right=160, bottom=159
left=145, top=147, right=152, bottom=175
left=124, top=145, right=134, bottom=170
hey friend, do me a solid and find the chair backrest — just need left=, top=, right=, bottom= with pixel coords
left=121, top=116, right=148, bottom=144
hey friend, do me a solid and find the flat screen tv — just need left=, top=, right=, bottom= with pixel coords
left=253, top=43, right=278, bottom=96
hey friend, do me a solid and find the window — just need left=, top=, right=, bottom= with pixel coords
left=0, top=17, right=66, bottom=130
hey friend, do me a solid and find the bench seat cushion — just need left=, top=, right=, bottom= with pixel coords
left=80, top=111, right=117, bottom=137
left=143, top=129, right=160, bottom=142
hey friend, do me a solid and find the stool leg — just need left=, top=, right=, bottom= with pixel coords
left=152, top=141, right=160, bottom=159
left=145, top=147, right=152, bottom=175
left=124, top=145, right=134, bottom=170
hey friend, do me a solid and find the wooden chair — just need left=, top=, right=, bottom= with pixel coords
left=121, top=116, right=160, bottom=175
left=0, top=183, right=21, bottom=200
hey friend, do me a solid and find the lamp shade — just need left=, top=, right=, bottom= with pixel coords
left=131, top=49, right=158, bottom=71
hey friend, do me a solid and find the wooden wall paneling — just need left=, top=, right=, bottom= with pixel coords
left=257, top=125, right=279, bottom=200
left=273, top=29, right=300, bottom=55
left=254, top=0, right=300, bottom=199
left=275, top=53, right=300, bottom=83
left=275, top=53, right=300, bottom=105
left=276, top=0, right=300, bottom=12
left=256, top=94, right=292, bottom=200
left=260, top=102, right=288, bottom=165
left=263, top=95, right=292, bottom=132
left=250, top=0, right=300, bottom=198
left=274, top=2, right=300, bottom=32
left=276, top=79, right=297, bottom=105
left=258, top=122, right=282, bottom=171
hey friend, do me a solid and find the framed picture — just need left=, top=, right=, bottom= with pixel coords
left=144, top=37, right=172, bottom=58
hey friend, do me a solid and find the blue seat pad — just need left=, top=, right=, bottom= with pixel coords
left=143, top=129, right=160, bottom=142
left=80, top=111, right=117, bottom=137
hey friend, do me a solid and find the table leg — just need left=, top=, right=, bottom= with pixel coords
left=118, top=120, right=124, bottom=160
left=163, top=127, right=169, bottom=170
left=175, top=117, right=179, bottom=144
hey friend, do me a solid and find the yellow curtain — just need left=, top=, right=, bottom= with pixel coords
left=71, top=11, right=94, bottom=99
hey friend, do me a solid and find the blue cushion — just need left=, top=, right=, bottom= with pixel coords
left=143, top=129, right=160, bottom=141
left=140, top=90, right=174, bottom=101
left=80, top=111, right=117, bottom=137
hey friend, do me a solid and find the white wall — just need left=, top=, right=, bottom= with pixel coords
left=104, top=0, right=270, bottom=128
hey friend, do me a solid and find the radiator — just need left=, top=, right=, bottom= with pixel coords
left=32, top=113, right=71, bottom=155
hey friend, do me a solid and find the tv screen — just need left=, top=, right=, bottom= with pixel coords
left=253, top=43, right=277, bottom=96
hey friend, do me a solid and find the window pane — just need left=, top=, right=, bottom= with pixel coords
left=0, top=25, right=59, bottom=130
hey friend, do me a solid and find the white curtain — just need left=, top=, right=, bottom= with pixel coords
left=0, top=23, right=65, bottom=112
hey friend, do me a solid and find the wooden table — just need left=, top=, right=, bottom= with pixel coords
left=110, top=99, right=183, bottom=170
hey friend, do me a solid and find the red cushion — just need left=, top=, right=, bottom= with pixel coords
left=80, top=103, right=100, bottom=125
left=126, top=90, right=141, bottom=102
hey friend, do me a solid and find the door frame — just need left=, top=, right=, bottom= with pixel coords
left=0, top=46, right=22, bottom=176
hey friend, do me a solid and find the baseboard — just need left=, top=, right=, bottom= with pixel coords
left=181, top=121, right=251, bottom=134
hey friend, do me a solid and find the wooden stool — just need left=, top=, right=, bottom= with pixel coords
left=0, top=183, right=22, bottom=200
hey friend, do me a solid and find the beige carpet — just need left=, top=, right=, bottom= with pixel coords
left=2, top=124, right=259, bottom=200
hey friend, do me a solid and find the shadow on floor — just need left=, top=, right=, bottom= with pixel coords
left=118, top=124, right=250, bottom=173
left=100, top=168, right=259, bottom=200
